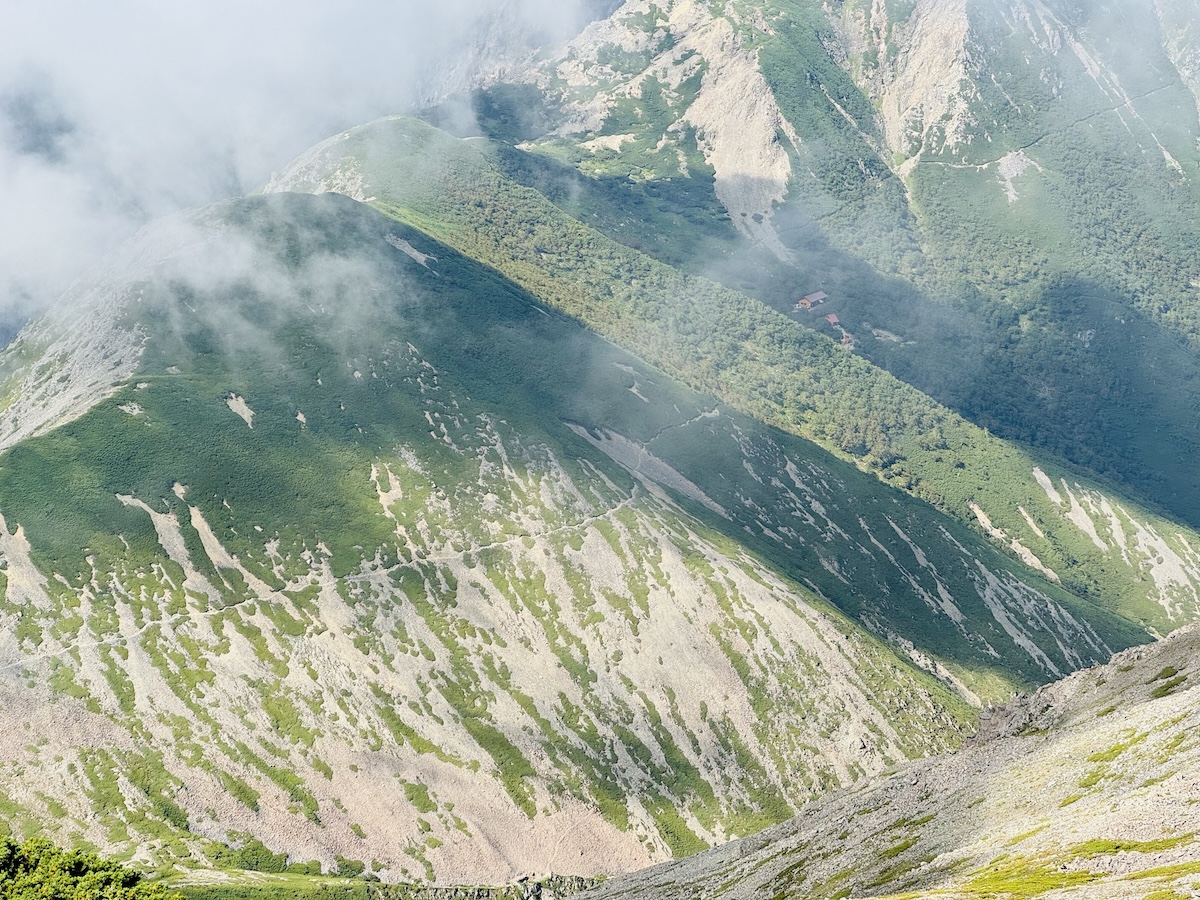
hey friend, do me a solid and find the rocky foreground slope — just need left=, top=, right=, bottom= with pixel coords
left=582, top=624, right=1200, bottom=900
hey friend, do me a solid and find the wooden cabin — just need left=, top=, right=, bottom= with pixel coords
left=794, top=290, right=829, bottom=311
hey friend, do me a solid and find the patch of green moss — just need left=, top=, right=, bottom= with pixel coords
left=1150, top=666, right=1180, bottom=682
left=1151, top=675, right=1188, bottom=699
left=965, top=856, right=1102, bottom=897
left=1087, top=731, right=1148, bottom=763
left=1070, top=835, right=1193, bottom=857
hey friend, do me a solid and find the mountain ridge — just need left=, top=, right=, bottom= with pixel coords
left=474, top=0, right=1200, bottom=534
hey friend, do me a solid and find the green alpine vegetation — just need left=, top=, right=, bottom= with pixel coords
left=0, top=191, right=1050, bottom=883
left=0, top=838, right=178, bottom=900
left=0, top=187, right=1144, bottom=883
left=470, top=0, right=1200, bottom=532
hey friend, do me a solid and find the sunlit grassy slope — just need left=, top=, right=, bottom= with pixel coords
left=1, top=192, right=1123, bottom=881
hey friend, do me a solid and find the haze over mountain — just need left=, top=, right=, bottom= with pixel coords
left=0, top=0, right=611, bottom=327
left=1, top=0, right=1199, bottom=895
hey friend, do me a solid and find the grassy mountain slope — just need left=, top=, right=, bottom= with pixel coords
left=580, top=623, right=1200, bottom=900
left=264, top=115, right=1200, bottom=642
left=2, top=192, right=1083, bottom=882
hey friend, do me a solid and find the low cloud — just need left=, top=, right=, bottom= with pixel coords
left=0, top=0, right=603, bottom=327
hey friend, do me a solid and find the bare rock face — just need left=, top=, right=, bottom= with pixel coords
left=831, top=0, right=976, bottom=169
left=826, top=0, right=1200, bottom=176
left=526, top=0, right=805, bottom=262
left=972, top=622, right=1200, bottom=741
left=1153, top=0, right=1200, bottom=117
left=408, top=0, right=623, bottom=109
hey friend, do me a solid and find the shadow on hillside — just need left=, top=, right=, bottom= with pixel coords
left=470, top=147, right=1200, bottom=530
